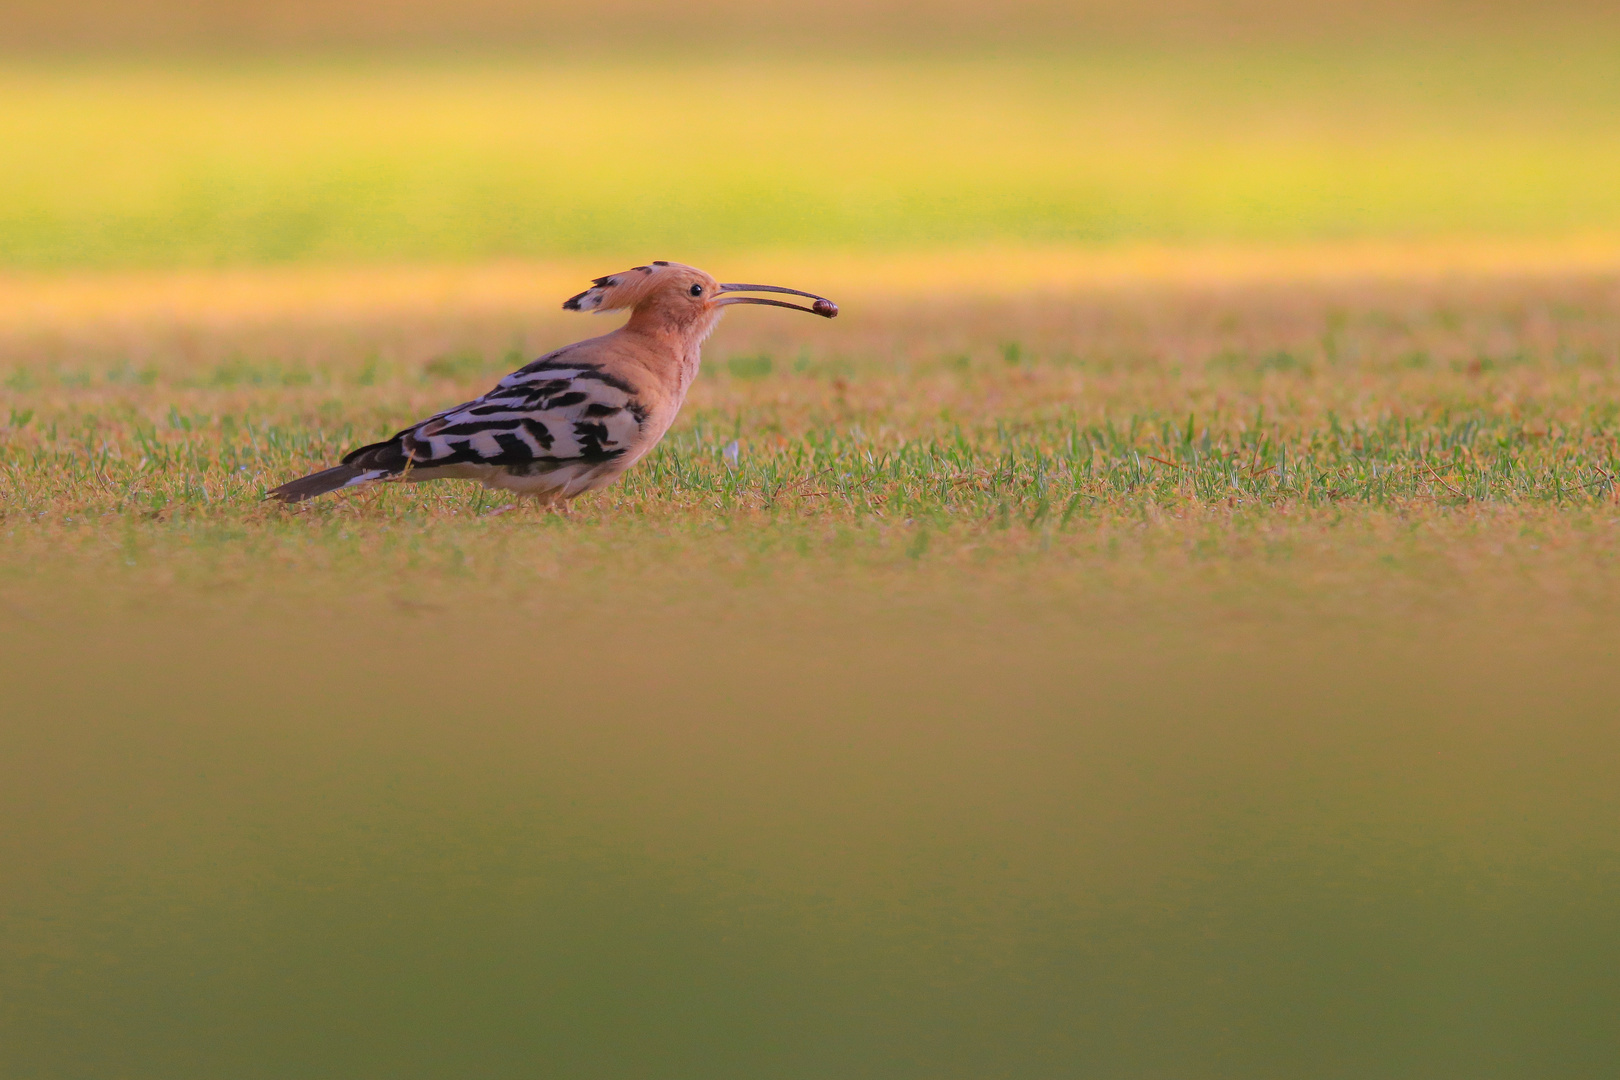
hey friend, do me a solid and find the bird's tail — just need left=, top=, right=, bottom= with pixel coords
left=266, top=465, right=385, bottom=503
left=267, top=432, right=413, bottom=503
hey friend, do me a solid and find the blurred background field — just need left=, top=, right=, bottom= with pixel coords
left=5, top=44, right=1620, bottom=268
left=6, top=0, right=1618, bottom=51
left=5, top=3, right=1620, bottom=1078
left=0, top=1, right=1618, bottom=270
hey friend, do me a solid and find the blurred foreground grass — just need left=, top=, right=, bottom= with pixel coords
left=5, top=600, right=1620, bottom=1079
left=4, top=42, right=1620, bottom=268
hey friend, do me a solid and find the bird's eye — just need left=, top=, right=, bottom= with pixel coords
left=689, top=284, right=703, bottom=296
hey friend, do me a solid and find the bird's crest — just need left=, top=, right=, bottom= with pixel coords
left=563, top=261, right=676, bottom=313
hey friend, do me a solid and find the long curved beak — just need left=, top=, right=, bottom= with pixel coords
left=716, top=283, right=839, bottom=318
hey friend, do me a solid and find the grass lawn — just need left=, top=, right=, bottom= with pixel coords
left=5, top=247, right=1619, bottom=606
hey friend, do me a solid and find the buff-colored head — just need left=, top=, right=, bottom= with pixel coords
left=564, top=262, right=838, bottom=335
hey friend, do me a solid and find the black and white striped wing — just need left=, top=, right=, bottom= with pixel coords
left=344, top=360, right=648, bottom=478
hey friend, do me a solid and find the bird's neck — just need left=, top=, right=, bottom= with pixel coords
left=621, top=306, right=720, bottom=402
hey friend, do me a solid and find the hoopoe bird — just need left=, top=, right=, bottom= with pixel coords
left=267, top=262, right=837, bottom=504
